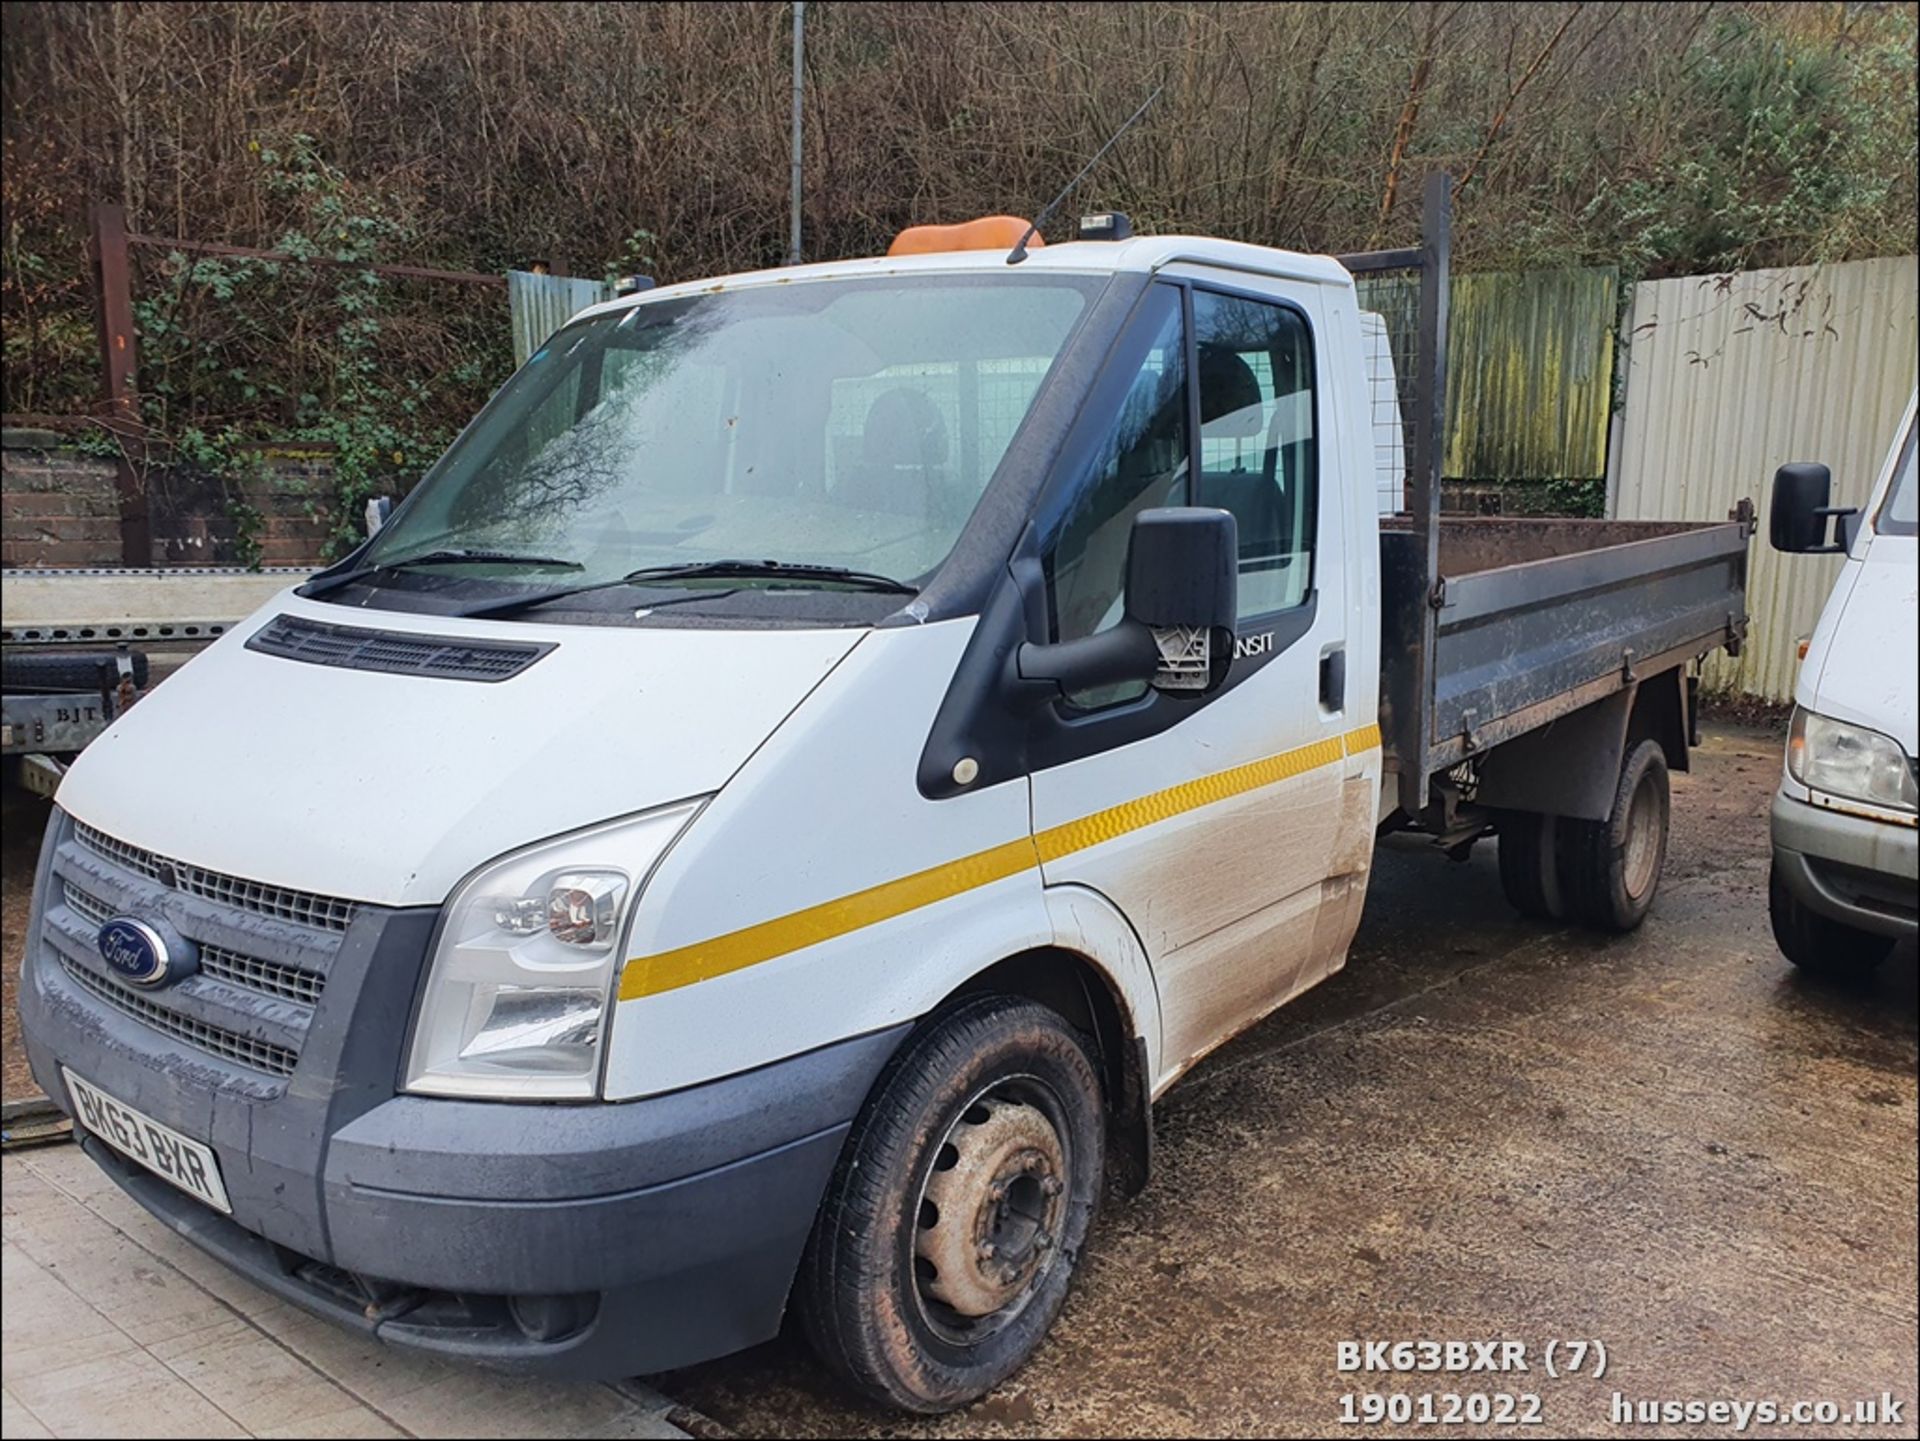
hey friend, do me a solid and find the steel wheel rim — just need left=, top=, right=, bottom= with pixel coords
left=909, top=1074, right=1072, bottom=1347
left=1622, top=770, right=1662, bottom=898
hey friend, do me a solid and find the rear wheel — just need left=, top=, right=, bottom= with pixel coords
left=1560, top=739, right=1670, bottom=932
left=1768, top=859, right=1894, bottom=982
left=796, top=995, right=1105, bottom=1414
left=1498, top=810, right=1566, bottom=921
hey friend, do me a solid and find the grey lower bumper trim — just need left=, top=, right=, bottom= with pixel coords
left=80, top=1111, right=858, bottom=1377
left=1771, top=791, right=1919, bottom=938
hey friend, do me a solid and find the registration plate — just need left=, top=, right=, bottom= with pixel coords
left=61, top=1067, right=232, bottom=1215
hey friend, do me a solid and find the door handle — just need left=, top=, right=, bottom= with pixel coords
left=1319, top=646, right=1346, bottom=712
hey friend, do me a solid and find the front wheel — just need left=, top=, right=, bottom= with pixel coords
left=1769, top=859, right=1895, bottom=982
left=795, top=995, right=1105, bottom=1414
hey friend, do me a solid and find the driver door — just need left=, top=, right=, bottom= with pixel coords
left=1029, top=275, right=1360, bottom=1087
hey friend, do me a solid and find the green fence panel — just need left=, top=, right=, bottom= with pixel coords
left=1444, top=267, right=1618, bottom=482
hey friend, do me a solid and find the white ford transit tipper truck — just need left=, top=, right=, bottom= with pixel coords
left=21, top=188, right=1750, bottom=1412
left=1766, top=391, right=1918, bottom=977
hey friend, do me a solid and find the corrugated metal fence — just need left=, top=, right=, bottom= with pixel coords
left=1445, top=267, right=1617, bottom=483
left=1358, top=266, right=1620, bottom=503
left=1611, top=256, right=1919, bottom=700
left=508, top=272, right=612, bottom=366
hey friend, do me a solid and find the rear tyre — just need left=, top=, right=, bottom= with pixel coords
left=1497, top=810, right=1565, bottom=921
left=795, top=995, right=1104, bottom=1414
left=1560, top=739, right=1670, bottom=933
left=1768, top=859, right=1894, bottom=982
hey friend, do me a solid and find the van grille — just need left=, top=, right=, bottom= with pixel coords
left=59, top=955, right=300, bottom=1078
left=246, top=613, right=553, bottom=683
left=199, top=943, right=326, bottom=1006
left=61, top=881, right=113, bottom=927
left=73, top=822, right=357, bottom=932
left=62, top=880, right=328, bottom=1008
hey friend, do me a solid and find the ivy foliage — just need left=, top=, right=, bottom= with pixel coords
left=128, top=135, right=507, bottom=561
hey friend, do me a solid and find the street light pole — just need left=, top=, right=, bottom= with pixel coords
left=787, top=1, right=806, bottom=266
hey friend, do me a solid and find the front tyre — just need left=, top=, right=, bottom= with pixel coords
left=795, top=995, right=1105, bottom=1414
left=1769, top=859, right=1895, bottom=981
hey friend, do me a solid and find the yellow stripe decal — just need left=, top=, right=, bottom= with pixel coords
left=619, top=837, right=1039, bottom=1000
left=619, top=722, right=1383, bottom=1000
left=1032, top=736, right=1343, bottom=863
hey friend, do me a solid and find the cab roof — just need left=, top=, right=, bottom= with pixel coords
left=571, top=235, right=1354, bottom=328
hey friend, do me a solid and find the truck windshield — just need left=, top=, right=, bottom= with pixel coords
left=357, top=275, right=1098, bottom=594
left=1875, top=423, right=1915, bottom=536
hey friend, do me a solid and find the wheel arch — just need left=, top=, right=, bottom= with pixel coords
left=814, top=887, right=1161, bottom=1198
left=1478, top=665, right=1693, bottom=821
left=941, top=944, right=1155, bottom=1196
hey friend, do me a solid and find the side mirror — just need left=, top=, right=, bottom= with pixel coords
left=1016, top=506, right=1239, bottom=699
left=364, top=495, right=395, bottom=536
left=1769, top=462, right=1855, bottom=554
left=1124, top=507, right=1238, bottom=691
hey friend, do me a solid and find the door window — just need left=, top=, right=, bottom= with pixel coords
left=1046, top=286, right=1189, bottom=649
left=1193, top=290, right=1317, bottom=618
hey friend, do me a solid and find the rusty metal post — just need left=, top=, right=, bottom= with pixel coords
left=91, top=202, right=150, bottom=565
left=1411, top=172, right=1451, bottom=539
left=787, top=0, right=806, bottom=265
left=1401, top=171, right=1452, bottom=815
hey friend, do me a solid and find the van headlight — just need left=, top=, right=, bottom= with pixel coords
left=405, top=800, right=704, bottom=1099
left=1787, top=708, right=1918, bottom=814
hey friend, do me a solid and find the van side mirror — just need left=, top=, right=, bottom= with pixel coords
left=1770, top=462, right=1856, bottom=554
left=1016, top=507, right=1239, bottom=699
left=364, top=495, right=395, bottom=536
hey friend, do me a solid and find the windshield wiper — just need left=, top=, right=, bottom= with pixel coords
left=453, top=558, right=918, bottom=620
left=303, top=548, right=584, bottom=598
left=620, top=560, right=918, bottom=592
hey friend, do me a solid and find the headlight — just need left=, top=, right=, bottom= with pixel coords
left=406, top=800, right=704, bottom=1099
left=1787, top=709, right=1918, bottom=814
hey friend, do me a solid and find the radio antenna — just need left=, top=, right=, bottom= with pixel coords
left=1007, top=86, right=1163, bottom=265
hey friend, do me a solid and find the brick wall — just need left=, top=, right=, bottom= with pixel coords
left=1, top=430, right=337, bottom=569
left=0, top=441, right=120, bottom=567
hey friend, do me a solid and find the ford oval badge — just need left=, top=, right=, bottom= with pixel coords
left=97, top=918, right=171, bottom=987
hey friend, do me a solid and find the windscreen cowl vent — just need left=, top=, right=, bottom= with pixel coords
left=246, top=614, right=553, bottom=683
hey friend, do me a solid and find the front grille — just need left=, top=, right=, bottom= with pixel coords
left=62, top=881, right=114, bottom=927
left=62, top=880, right=327, bottom=1007
left=199, top=943, right=325, bottom=1006
left=59, top=955, right=299, bottom=1077
left=246, top=613, right=553, bottom=683
left=74, top=821, right=357, bottom=932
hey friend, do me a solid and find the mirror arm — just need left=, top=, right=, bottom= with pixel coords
left=1803, top=504, right=1861, bottom=554
left=1014, top=621, right=1160, bottom=701
left=1825, top=506, right=1863, bottom=552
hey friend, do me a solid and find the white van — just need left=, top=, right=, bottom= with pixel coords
left=21, top=213, right=1749, bottom=1412
left=1767, top=392, right=1919, bottom=976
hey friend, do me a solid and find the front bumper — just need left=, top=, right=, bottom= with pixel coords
left=53, top=1035, right=901, bottom=1376
left=20, top=805, right=907, bottom=1377
left=1770, top=790, right=1919, bottom=940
